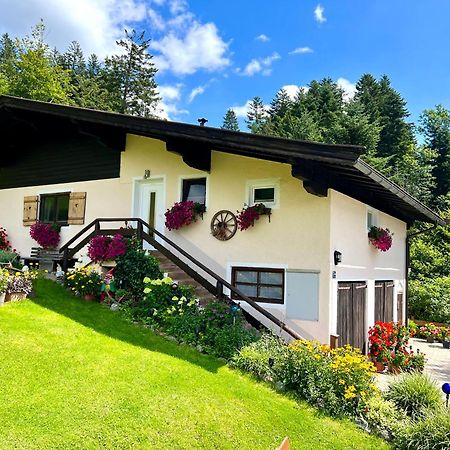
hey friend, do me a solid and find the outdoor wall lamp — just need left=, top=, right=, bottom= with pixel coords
left=144, top=169, right=151, bottom=179
left=334, top=250, right=342, bottom=266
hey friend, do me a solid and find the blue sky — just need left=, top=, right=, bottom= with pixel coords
left=1, top=0, right=450, bottom=128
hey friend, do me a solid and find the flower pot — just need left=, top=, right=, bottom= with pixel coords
left=443, top=341, right=450, bottom=349
left=0, top=292, right=5, bottom=306
left=426, top=336, right=435, bottom=343
left=373, top=360, right=386, bottom=373
left=5, top=292, right=27, bottom=302
left=388, top=364, right=401, bottom=374
left=83, top=294, right=96, bottom=301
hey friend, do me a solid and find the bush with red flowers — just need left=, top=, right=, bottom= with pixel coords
left=30, top=222, right=61, bottom=249
left=164, top=201, right=204, bottom=231
left=87, top=234, right=128, bottom=262
left=0, top=226, right=12, bottom=251
left=368, top=226, right=393, bottom=252
left=368, top=321, right=422, bottom=372
left=236, top=203, right=271, bottom=231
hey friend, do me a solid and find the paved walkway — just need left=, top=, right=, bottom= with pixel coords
left=376, top=338, right=450, bottom=397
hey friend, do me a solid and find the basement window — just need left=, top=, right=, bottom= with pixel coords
left=39, top=193, right=70, bottom=225
left=231, top=267, right=284, bottom=304
left=181, top=177, right=207, bottom=206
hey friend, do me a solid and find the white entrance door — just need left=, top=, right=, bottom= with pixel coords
left=134, top=179, right=165, bottom=250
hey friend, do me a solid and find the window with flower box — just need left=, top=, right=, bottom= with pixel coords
left=231, top=267, right=284, bottom=304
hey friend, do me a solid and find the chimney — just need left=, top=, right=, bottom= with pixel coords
left=198, top=118, right=208, bottom=126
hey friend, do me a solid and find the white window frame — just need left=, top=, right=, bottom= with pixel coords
left=246, top=178, right=280, bottom=209
left=367, top=207, right=378, bottom=231
left=178, top=174, right=209, bottom=208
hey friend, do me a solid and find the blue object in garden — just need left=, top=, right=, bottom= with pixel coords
left=231, top=304, right=240, bottom=325
left=442, top=383, right=450, bottom=408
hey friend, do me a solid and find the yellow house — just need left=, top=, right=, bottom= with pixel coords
left=0, top=96, right=444, bottom=349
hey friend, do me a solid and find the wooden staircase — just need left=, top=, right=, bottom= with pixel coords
left=150, top=251, right=215, bottom=305
left=59, top=218, right=303, bottom=340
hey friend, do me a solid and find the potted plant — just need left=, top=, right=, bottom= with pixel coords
left=368, top=321, right=395, bottom=372
left=388, top=350, right=409, bottom=374
left=87, top=234, right=128, bottom=265
left=368, top=226, right=393, bottom=252
left=30, top=222, right=61, bottom=249
left=0, top=267, right=9, bottom=305
left=236, top=203, right=271, bottom=231
left=165, top=201, right=205, bottom=231
left=440, top=327, right=450, bottom=348
left=6, top=271, right=33, bottom=301
left=64, top=266, right=102, bottom=301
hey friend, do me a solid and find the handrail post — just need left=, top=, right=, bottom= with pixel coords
left=94, top=220, right=100, bottom=234
left=137, top=220, right=143, bottom=247
left=216, top=281, right=224, bottom=299
left=62, top=248, right=69, bottom=272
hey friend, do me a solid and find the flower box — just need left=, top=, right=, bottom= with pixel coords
left=368, top=226, right=393, bottom=252
left=5, top=291, right=27, bottom=302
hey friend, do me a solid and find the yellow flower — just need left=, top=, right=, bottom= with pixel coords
left=143, top=287, right=151, bottom=294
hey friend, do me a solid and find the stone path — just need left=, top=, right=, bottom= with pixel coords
left=375, top=338, right=450, bottom=397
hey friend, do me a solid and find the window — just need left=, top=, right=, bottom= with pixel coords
left=39, top=193, right=70, bottom=225
left=367, top=209, right=378, bottom=231
left=231, top=267, right=284, bottom=304
left=247, top=179, right=280, bottom=208
left=181, top=177, right=206, bottom=205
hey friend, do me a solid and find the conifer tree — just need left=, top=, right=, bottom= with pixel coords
left=221, top=108, right=240, bottom=131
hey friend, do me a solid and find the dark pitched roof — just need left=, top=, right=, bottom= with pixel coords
left=0, top=95, right=444, bottom=226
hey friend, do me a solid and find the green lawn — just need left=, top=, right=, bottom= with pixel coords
left=0, top=279, right=389, bottom=449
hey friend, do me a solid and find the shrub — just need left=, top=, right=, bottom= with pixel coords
left=232, top=333, right=286, bottom=381
left=394, top=409, right=450, bottom=450
left=7, top=271, right=33, bottom=294
left=0, top=226, right=12, bottom=251
left=114, top=238, right=161, bottom=299
left=29, top=222, right=60, bottom=249
left=87, top=234, right=127, bottom=262
left=409, top=277, right=450, bottom=324
left=0, top=267, right=9, bottom=293
left=164, top=309, right=204, bottom=345
left=364, top=395, right=407, bottom=440
left=64, top=266, right=103, bottom=297
left=236, top=338, right=378, bottom=417
left=0, top=250, right=22, bottom=269
left=200, top=323, right=258, bottom=360
left=385, top=373, right=443, bottom=420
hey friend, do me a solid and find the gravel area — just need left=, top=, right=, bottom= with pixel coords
left=375, top=338, right=450, bottom=398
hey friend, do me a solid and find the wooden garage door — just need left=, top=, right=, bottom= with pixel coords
left=375, top=281, right=394, bottom=323
left=337, top=282, right=367, bottom=352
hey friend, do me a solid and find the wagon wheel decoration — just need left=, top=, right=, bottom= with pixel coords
left=210, top=210, right=238, bottom=241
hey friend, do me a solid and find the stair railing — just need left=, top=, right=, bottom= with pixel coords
left=60, top=217, right=303, bottom=340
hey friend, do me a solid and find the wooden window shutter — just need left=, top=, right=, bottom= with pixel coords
left=68, top=192, right=87, bottom=225
left=23, top=196, right=39, bottom=226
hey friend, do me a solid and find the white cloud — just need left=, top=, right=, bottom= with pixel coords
left=255, top=34, right=270, bottom=42
left=337, top=77, right=356, bottom=101
left=241, top=52, right=280, bottom=77
left=150, top=21, right=230, bottom=75
left=155, top=101, right=189, bottom=120
left=289, top=46, right=313, bottom=55
left=0, top=0, right=147, bottom=58
left=158, top=83, right=183, bottom=101
left=281, top=85, right=309, bottom=100
left=188, top=85, right=206, bottom=103
left=148, top=8, right=165, bottom=31
left=314, top=4, right=327, bottom=23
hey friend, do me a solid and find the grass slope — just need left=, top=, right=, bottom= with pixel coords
left=0, top=279, right=389, bottom=449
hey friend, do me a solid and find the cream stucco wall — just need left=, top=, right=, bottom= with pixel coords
left=121, top=135, right=333, bottom=342
left=0, top=133, right=409, bottom=344
left=329, top=190, right=407, bottom=343
left=0, top=178, right=130, bottom=258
